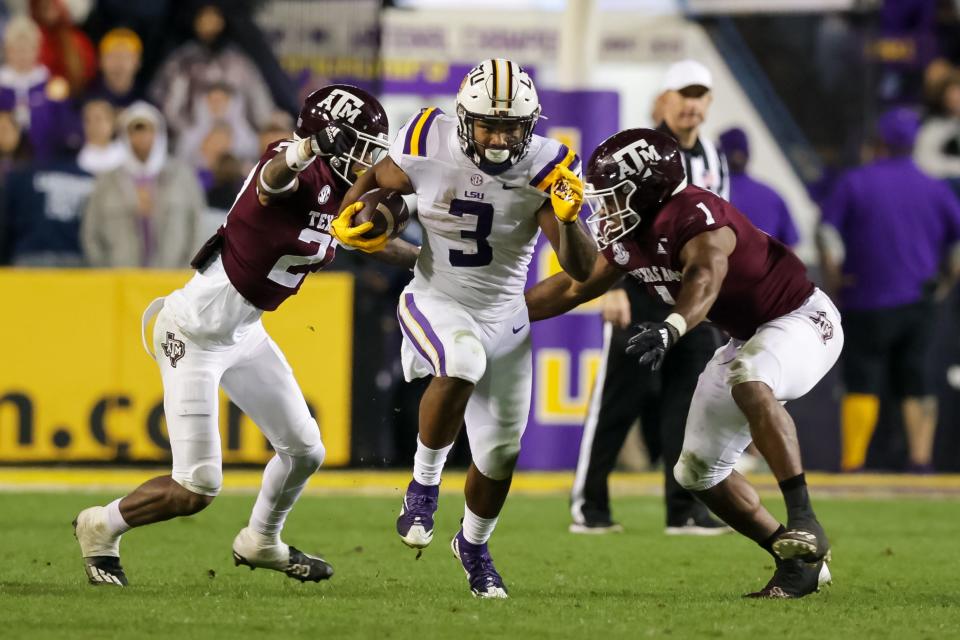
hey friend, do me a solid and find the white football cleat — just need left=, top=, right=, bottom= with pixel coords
left=73, top=506, right=127, bottom=586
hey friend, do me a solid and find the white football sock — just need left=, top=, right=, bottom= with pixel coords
left=105, top=498, right=131, bottom=536
left=462, top=503, right=499, bottom=545
left=412, top=437, right=452, bottom=486
left=249, top=445, right=324, bottom=544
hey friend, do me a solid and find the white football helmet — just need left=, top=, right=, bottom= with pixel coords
left=456, top=58, right=541, bottom=174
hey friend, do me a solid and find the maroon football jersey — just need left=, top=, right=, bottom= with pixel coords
left=601, top=185, right=814, bottom=340
left=203, top=139, right=344, bottom=311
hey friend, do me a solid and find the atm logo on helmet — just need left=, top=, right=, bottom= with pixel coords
left=317, top=89, right=364, bottom=124
left=611, top=138, right=662, bottom=177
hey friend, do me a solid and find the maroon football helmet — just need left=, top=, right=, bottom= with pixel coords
left=584, top=128, right=687, bottom=249
left=296, top=84, right=390, bottom=186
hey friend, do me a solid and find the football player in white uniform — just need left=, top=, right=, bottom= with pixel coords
left=332, top=59, right=596, bottom=598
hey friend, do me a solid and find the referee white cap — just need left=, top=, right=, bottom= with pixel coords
left=661, top=60, right=713, bottom=92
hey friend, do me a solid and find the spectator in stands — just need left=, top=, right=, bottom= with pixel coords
left=915, top=71, right=960, bottom=193
left=177, top=82, right=259, bottom=174
left=81, top=101, right=204, bottom=268
left=148, top=2, right=275, bottom=140
left=77, top=99, right=124, bottom=176
left=819, top=107, right=960, bottom=473
left=30, top=0, right=96, bottom=96
left=0, top=123, right=95, bottom=267
left=85, top=28, right=145, bottom=108
left=719, top=126, right=800, bottom=247
left=0, top=15, right=81, bottom=162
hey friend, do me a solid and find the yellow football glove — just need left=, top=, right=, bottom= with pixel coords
left=549, top=164, right=584, bottom=223
left=330, top=201, right=389, bottom=253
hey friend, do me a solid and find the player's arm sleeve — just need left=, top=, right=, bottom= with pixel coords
left=529, top=140, right=582, bottom=202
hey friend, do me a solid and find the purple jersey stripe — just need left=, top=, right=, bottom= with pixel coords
left=397, top=305, right=438, bottom=375
left=404, top=293, right=447, bottom=376
left=570, top=154, right=581, bottom=174
left=412, top=108, right=442, bottom=156
left=402, top=110, right=422, bottom=155
left=529, top=144, right=569, bottom=189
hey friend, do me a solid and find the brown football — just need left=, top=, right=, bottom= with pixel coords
left=354, top=189, right=410, bottom=239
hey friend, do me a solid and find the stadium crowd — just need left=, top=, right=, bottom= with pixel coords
left=1, top=0, right=959, bottom=473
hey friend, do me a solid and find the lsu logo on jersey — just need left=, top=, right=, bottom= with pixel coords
left=317, top=88, right=364, bottom=124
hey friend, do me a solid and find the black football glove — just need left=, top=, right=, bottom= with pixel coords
left=311, top=122, right=358, bottom=158
left=625, top=321, right=680, bottom=371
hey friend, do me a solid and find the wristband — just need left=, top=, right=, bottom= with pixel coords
left=664, top=312, right=687, bottom=337
left=258, top=170, right=297, bottom=195
left=285, top=138, right=316, bottom=172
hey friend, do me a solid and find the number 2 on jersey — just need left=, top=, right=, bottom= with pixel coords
left=448, top=198, right=493, bottom=267
left=267, top=228, right=332, bottom=288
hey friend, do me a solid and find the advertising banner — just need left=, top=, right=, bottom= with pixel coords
left=0, top=270, right=353, bottom=466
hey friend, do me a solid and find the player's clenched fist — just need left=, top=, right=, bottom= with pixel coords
left=310, top=122, right=358, bottom=158
left=625, top=320, right=680, bottom=371
left=331, top=202, right=389, bottom=253
left=550, top=164, right=584, bottom=224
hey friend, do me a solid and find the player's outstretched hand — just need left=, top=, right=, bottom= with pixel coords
left=310, top=122, right=358, bottom=158
left=625, top=321, right=679, bottom=371
left=550, top=164, right=584, bottom=223
left=331, top=202, right=389, bottom=253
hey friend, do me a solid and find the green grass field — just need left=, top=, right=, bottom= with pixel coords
left=1, top=491, right=958, bottom=639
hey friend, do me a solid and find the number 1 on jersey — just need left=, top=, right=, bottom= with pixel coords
left=449, top=198, right=493, bottom=267
left=696, top=202, right=715, bottom=225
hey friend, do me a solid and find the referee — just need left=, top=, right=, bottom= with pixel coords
left=570, top=60, right=731, bottom=535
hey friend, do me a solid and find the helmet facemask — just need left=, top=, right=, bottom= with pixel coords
left=457, top=105, right=540, bottom=175
left=329, top=127, right=390, bottom=186
left=585, top=179, right=642, bottom=250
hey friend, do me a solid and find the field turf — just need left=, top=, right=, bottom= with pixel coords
left=1, top=490, right=957, bottom=639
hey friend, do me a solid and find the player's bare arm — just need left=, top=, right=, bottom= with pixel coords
left=536, top=165, right=596, bottom=282
left=625, top=226, right=735, bottom=371
left=671, top=226, right=737, bottom=329
left=526, top=252, right=622, bottom=321
left=333, top=157, right=416, bottom=253
left=258, top=122, right=358, bottom=206
left=341, top=156, right=414, bottom=206
left=368, top=238, right=420, bottom=270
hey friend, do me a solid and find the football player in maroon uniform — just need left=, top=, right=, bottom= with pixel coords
left=526, top=128, right=843, bottom=599
left=73, top=85, right=418, bottom=587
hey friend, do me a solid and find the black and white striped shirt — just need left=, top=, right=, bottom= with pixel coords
left=657, top=123, right=729, bottom=199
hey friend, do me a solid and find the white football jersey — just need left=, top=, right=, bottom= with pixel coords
left=389, top=109, right=580, bottom=321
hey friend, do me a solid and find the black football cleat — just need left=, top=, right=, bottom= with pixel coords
left=745, top=557, right=831, bottom=599
left=82, top=555, right=129, bottom=587
left=232, top=527, right=333, bottom=583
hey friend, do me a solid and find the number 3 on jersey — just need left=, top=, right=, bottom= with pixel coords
left=448, top=198, right=493, bottom=267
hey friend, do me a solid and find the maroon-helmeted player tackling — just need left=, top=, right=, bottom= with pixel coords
left=525, top=128, right=843, bottom=599
left=72, top=85, right=419, bottom=587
